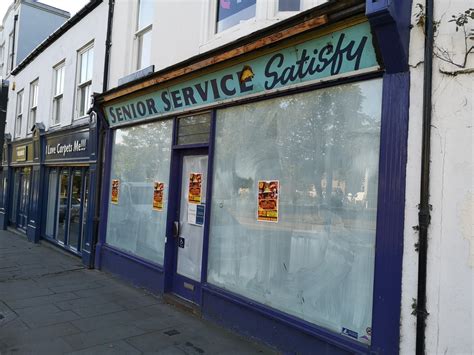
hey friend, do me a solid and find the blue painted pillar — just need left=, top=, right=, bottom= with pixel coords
left=0, top=137, right=12, bottom=230
left=26, top=125, right=45, bottom=243
left=82, top=113, right=100, bottom=268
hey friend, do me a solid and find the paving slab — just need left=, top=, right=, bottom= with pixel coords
left=0, top=230, right=277, bottom=354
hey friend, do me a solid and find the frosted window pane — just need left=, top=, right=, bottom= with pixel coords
left=208, top=79, right=382, bottom=343
left=106, top=119, right=173, bottom=265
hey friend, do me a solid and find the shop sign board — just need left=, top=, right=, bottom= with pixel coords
left=45, top=131, right=89, bottom=161
left=15, top=146, right=27, bottom=162
left=105, top=21, right=379, bottom=127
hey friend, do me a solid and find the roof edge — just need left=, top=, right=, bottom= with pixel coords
left=11, top=0, right=103, bottom=76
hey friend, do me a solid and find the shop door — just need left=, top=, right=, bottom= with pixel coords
left=171, top=152, right=208, bottom=304
left=17, top=168, right=31, bottom=230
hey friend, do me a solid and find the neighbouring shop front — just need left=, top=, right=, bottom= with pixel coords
left=9, top=142, right=35, bottom=232
left=95, top=7, right=410, bottom=354
left=0, top=123, right=98, bottom=267
left=41, top=127, right=95, bottom=261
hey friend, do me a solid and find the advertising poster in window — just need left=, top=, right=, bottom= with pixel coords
left=153, top=181, right=164, bottom=211
left=111, top=179, right=120, bottom=204
left=188, top=173, right=202, bottom=204
left=257, top=180, right=279, bottom=222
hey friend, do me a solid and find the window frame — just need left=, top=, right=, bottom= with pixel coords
left=14, top=89, right=24, bottom=138
left=7, top=32, right=14, bottom=74
left=201, top=0, right=324, bottom=47
left=135, top=24, right=153, bottom=70
left=135, top=0, right=153, bottom=71
left=75, top=42, right=94, bottom=119
left=28, top=79, right=39, bottom=134
left=0, top=42, right=5, bottom=74
left=51, top=61, right=65, bottom=126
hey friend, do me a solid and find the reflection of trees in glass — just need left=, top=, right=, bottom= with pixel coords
left=113, top=120, right=172, bottom=182
left=210, top=81, right=382, bottom=336
left=215, top=83, right=381, bottom=210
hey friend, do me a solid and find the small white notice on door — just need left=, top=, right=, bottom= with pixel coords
left=187, top=204, right=197, bottom=225
left=187, top=203, right=205, bottom=226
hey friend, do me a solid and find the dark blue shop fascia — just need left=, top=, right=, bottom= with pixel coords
left=94, top=2, right=412, bottom=354
left=40, top=122, right=99, bottom=267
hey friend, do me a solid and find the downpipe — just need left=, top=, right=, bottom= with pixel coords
left=415, top=0, right=434, bottom=353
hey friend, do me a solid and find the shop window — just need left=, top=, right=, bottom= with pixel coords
left=57, top=169, right=70, bottom=244
left=216, top=0, right=256, bottom=33
left=15, top=90, right=23, bottom=138
left=76, top=43, right=94, bottom=118
left=136, top=0, right=153, bottom=70
left=28, top=79, right=39, bottom=133
left=52, top=61, right=65, bottom=125
left=81, top=173, right=90, bottom=251
left=177, top=112, right=211, bottom=145
left=45, top=170, right=58, bottom=237
left=106, top=119, right=173, bottom=265
left=208, top=79, right=383, bottom=342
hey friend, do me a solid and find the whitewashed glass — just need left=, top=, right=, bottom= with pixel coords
left=106, top=119, right=173, bottom=265
left=208, top=79, right=383, bottom=343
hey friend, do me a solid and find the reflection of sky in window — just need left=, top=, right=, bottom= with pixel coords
left=115, top=129, right=127, bottom=144
left=361, top=82, right=382, bottom=121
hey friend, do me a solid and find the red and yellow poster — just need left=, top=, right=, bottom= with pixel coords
left=111, top=179, right=120, bottom=204
left=258, top=180, right=279, bottom=222
left=188, top=173, right=202, bottom=204
left=153, top=182, right=164, bottom=211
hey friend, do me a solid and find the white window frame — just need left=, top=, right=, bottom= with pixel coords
left=51, top=61, right=65, bottom=126
left=75, top=42, right=94, bottom=119
left=15, top=90, right=24, bottom=138
left=0, top=42, right=4, bottom=74
left=201, top=0, right=324, bottom=48
left=7, top=32, right=14, bottom=74
left=28, top=79, right=39, bottom=134
left=135, top=0, right=153, bottom=70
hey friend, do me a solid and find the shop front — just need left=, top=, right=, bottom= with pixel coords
left=3, top=140, right=37, bottom=236
left=95, top=7, right=410, bottom=354
left=41, top=125, right=98, bottom=266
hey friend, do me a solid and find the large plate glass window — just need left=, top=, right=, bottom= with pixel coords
left=45, top=169, right=59, bottom=237
left=28, top=79, right=39, bottom=132
left=76, top=43, right=94, bottom=118
left=106, top=119, right=173, bottom=265
left=136, top=0, right=153, bottom=70
left=15, top=90, right=23, bottom=138
left=208, top=79, right=383, bottom=343
left=52, top=61, right=65, bottom=125
left=216, top=0, right=256, bottom=33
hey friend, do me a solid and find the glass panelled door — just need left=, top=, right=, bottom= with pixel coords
left=57, top=169, right=70, bottom=244
left=68, top=169, right=84, bottom=251
left=47, top=167, right=89, bottom=253
left=172, top=153, right=208, bottom=304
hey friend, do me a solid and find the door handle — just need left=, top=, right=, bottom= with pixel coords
left=172, top=221, right=179, bottom=238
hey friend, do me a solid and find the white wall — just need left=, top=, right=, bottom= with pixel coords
left=5, top=1, right=108, bottom=139
left=107, top=0, right=328, bottom=89
left=401, top=1, right=473, bottom=354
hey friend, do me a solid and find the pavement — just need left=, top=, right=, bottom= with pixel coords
left=0, top=230, right=277, bottom=355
